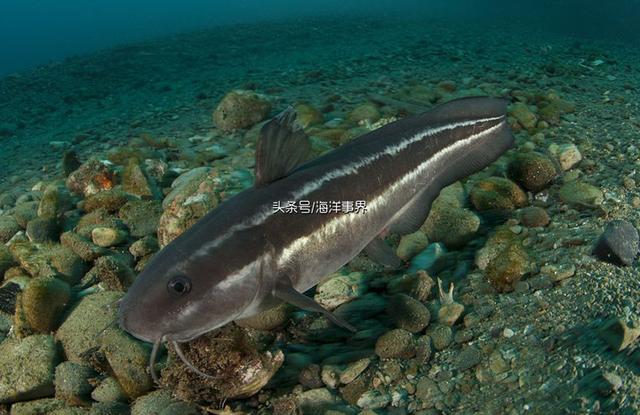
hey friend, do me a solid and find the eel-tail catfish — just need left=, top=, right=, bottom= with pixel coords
left=118, top=96, right=514, bottom=380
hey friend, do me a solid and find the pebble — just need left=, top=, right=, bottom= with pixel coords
left=415, top=335, right=433, bottom=364
left=356, top=390, right=391, bottom=409
left=519, top=206, right=550, bottom=227
left=592, top=220, right=639, bottom=266
left=339, top=358, right=371, bottom=385
left=37, top=184, right=71, bottom=220
left=549, top=143, right=582, bottom=171
left=91, top=227, right=128, bottom=247
left=119, top=200, right=162, bottom=238
left=294, top=102, right=324, bottom=127
left=540, top=263, right=576, bottom=282
left=298, top=364, right=324, bottom=389
left=428, top=325, right=453, bottom=350
left=455, top=346, right=482, bottom=371
left=130, top=390, right=200, bottom=415
left=347, top=102, right=381, bottom=125
left=321, top=365, right=341, bottom=389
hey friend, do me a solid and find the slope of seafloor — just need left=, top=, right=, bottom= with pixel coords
left=1, top=16, right=640, bottom=415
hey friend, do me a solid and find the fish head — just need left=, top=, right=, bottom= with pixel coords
left=118, top=232, right=264, bottom=343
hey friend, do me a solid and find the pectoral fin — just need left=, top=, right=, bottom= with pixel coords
left=363, top=237, right=404, bottom=269
left=274, top=279, right=357, bottom=332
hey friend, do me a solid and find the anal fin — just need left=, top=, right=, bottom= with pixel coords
left=363, top=237, right=404, bottom=269
left=274, top=279, right=357, bottom=332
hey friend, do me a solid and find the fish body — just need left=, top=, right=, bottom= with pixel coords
left=119, top=96, right=514, bottom=345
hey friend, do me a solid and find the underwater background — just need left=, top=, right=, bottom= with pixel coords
left=1, top=0, right=640, bottom=414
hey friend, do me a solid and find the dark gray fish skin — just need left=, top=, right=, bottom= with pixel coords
left=118, top=96, right=514, bottom=344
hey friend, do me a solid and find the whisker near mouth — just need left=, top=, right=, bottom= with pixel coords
left=172, top=340, right=217, bottom=379
left=149, top=335, right=164, bottom=384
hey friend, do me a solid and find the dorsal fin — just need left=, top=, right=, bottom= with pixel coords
left=254, top=107, right=311, bottom=186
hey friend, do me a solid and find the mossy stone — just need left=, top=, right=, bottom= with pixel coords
left=100, top=327, right=153, bottom=399
left=507, top=152, right=557, bottom=192
left=387, top=294, right=430, bottom=333
left=347, top=102, right=381, bottom=125
left=83, top=190, right=129, bottom=213
left=469, top=177, right=527, bottom=211
left=54, top=361, right=96, bottom=405
left=0, top=245, right=16, bottom=277
left=10, top=398, right=67, bottom=414
left=558, top=181, right=604, bottom=209
left=119, top=200, right=162, bottom=238
left=423, top=206, right=480, bottom=249
left=0, top=335, right=60, bottom=403
left=15, top=276, right=71, bottom=335
left=37, top=184, right=71, bottom=220
left=485, top=242, right=530, bottom=292
left=91, top=377, right=127, bottom=403
left=213, top=89, right=271, bottom=131
left=386, top=271, right=434, bottom=302
left=396, top=231, right=429, bottom=261
left=508, top=102, right=537, bottom=129
left=91, top=227, right=128, bottom=248
left=26, top=217, right=60, bottom=243
left=0, top=215, right=21, bottom=243
left=235, top=302, right=293, bottom=330
left=375, top=329, right=415, bottom=359
left=13, top=201, right=39, bottom=228
left=122, top=158, right=161, bottom=199
left=294, top=102, right=324, bottom=127
left=56, top=291, right=122, bottom=363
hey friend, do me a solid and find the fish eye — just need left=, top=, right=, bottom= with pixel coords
left=167, top=275, right=192, bottom=296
